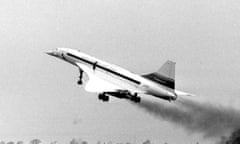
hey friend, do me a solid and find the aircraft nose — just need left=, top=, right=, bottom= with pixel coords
left=45, top=51, right=54, bottom=56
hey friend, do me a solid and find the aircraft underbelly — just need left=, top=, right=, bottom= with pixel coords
left=145, top=82, right=176, bottom=100
left=85, top=75, right=121, bottom=92
left=76, top=63, right=141, bottom=93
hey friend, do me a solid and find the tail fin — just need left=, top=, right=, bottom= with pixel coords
left=158, top=60, right=175, bottom=80
left=142, top=60, right=176, bottom=89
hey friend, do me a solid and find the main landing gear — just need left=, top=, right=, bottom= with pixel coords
left=130, top=93, right=141, bottom=103
left=77, top=69, right=83, bottom=85
left=98, top=93, right=109, bottom=102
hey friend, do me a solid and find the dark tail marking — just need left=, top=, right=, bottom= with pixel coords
left=142, top=60, right=176, bottom=89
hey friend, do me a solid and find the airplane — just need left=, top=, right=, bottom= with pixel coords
left=46, top=48, right=192, bottom=103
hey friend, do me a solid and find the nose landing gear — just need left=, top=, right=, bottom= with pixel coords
left=77, top=69, right=83, bottom=85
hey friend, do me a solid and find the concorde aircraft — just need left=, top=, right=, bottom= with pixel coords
left=46, top=48, right=192, bottom=103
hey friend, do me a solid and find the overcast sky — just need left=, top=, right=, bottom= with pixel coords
left=1, top=0, right=240, bottom=143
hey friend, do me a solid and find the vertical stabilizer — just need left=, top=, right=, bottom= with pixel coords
left=158, top=60, right=175, bottom=80
left=142, top=60, right=176, bottom=89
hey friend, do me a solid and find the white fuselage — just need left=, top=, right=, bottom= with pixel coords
left=48, top=48, right=177, bottom=101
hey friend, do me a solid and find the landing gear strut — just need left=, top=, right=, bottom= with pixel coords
left=98, top=93, right=109, bottom=102
left=77, top=69, right=83, bottom=85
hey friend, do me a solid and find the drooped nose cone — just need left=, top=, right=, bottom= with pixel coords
left=45, top=50, right=60, bottom=57
left=45, top=51, right=54, bottom=56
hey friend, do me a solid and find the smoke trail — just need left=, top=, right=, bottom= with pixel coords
left=217, top=129, right=240, bottom=144
left=134, top=98, right=240, bottom=138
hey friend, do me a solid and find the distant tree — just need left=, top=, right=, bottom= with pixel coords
left=50, top=141, right=57, bottom=144
left=70, top=139, right=77, bottom=144
left=142, top=140, right=151, bottom=144
left=16, top=141, right=23, bottom=144
left=70, top=138, right=82, bottom=144
left=0, top=141, right=5, bottom=144
left=81, top=141, right=87, bottom=144
left=30, top=139, right=41, bottom=144
left=7, top=142, right=14, bottom=144
left=96, top=141, right=101, bottom=144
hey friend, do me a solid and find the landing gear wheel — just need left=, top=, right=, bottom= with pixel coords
left=103, top=95, right=109, bottom=102
left=132, top=97, right=141, bottom=103
left=77, top=80, right=82, bottom=85
left=135, top=97, right=141, bottom=103
left=131, top=93, right=141, bottom=103
left=98, top=93, right=103, bottom=100
left=98, top=93, right=109, bottom=102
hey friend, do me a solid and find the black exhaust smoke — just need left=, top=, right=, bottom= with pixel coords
left=217, top=129, right=240, bottom=144
left=133, top=98, right=240, bottom=139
